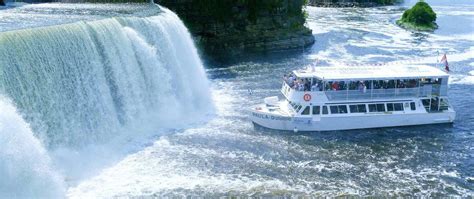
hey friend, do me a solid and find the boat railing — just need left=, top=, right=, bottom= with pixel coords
left=283, top=80, right=448, bottom=101
left=325, top=88, right=420, bottom=100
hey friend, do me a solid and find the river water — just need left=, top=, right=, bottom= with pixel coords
left=1, top=0, right=473, bottom=198
left=69, top=1, right=473, bottom=197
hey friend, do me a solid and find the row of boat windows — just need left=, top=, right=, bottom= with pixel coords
left=294, top=102, right=416, bottom=115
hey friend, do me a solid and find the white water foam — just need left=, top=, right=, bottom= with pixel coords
left=0, top=96, right=65, bottom=198
left=450, top=71, right=474, bottom=85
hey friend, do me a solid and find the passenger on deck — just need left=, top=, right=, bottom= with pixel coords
left=288, top=75, right=295, bottom=87
left=358, top=81, right=365, bottom=92
left=298, top=80, right=305, bottom=91
left=292, top=80, right=298, bottom=89
left=332, top=81, right=339, bottom=90
left=311, top=83, right=319, bottom=91
left=303, top=79, right=310, bottom=91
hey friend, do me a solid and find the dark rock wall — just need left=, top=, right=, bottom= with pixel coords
left=1, top=0, right=5, bottom=6
left=158, top=0, right=315, bottom=63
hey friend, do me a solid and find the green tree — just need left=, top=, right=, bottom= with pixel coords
left=401, top=0, right=436, bottom=25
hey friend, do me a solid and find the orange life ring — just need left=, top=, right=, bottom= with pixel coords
left=303, top=93, right=311, bottom=101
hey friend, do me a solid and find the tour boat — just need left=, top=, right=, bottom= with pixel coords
left=250, top=65, right=455, bottom=131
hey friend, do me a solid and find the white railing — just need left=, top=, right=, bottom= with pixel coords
left=325, top=88, right=420, bottom=101
left=282, top=81, right=448, bottom=101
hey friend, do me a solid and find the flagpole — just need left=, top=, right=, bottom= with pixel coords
left=437, top=51, right=439, bottom=68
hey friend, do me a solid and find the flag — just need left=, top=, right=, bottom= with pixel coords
left=440, top=53, right=449, bottom=72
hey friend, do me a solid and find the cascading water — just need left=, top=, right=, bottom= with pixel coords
left=0, top=4, right=212, bottom=147
left=0, top=96, right=65, bottom=198
left=0, top=3, right=213, bottom=197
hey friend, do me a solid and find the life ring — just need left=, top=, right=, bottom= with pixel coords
left=303, top=93, right=311, bottom=101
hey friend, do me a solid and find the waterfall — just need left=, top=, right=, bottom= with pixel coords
left=0, top=96, right=66, bottom=198
left=0, top=5, right=213, bottom=147
left=0, top=4, right=213, bottom=197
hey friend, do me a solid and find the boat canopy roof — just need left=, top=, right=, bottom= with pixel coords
left=293, top=65, right=449, bottom=81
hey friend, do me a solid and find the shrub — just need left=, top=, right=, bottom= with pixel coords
left=400, top=0, right=436, bottom=26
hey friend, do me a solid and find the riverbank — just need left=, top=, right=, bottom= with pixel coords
left=158, top=0, right=315, bottom=64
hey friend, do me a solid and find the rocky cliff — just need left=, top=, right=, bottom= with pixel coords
left=157, top=0, right=315, bottom=64
left=1, top=0, right=5, bottom=6
left=309, top=0, right=399, bottom=7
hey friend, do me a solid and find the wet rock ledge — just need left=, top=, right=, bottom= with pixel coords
left=157, top=0, right=315, bottom=64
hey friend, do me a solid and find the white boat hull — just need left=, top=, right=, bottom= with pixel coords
left=250, top=108, right=455, bottom=131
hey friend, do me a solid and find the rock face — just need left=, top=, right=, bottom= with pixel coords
left=396, top=1, right=437, bottom=31
left=158, top=0, right=315, bottom=64
left=309, top=0, right=399, bottom=7
left=1, top=0, right=5, bottom=6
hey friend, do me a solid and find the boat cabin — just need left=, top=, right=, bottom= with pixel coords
left=281, top=65, right=450, bottom=115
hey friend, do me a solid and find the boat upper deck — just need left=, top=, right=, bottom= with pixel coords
left=294, top=65, right=448, bottom=81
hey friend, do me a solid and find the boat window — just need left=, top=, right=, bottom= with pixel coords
left=338, top=105, right=348, bottom=113
left=358, top=104, right=367, bottom=112
left=394, top=103, right=403, bottom=111
left=440, top=98, right=449, bottom=111
left=369, top=104, right=386, bottom=112
left=330, top=106, right=338, bottom=114
left=368, top=104, right=377, bottom=112
left=312, top=106, right=320, bottom=115
left=349, top=105, right=357, bottom=113
left=301, top=106, right=310, bottom=115
left=387, top=103, right=394, bottom=111
left=349, top=104, right=366, bottom=113
left=422, top=99, right=430, bottom=107
left=376, top=104, right=385, bottom=112
left=330, top=105, right=348, bottom=114
left=289, top=101, right=303, bottom=113
left=410, top=102, right=416, bottom=110
left=296, top=105, right=302, bottom=112
left=322, top=106, right=328, bottom=115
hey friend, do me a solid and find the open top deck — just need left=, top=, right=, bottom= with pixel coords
left=294, top=65, right=448, bottom=81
